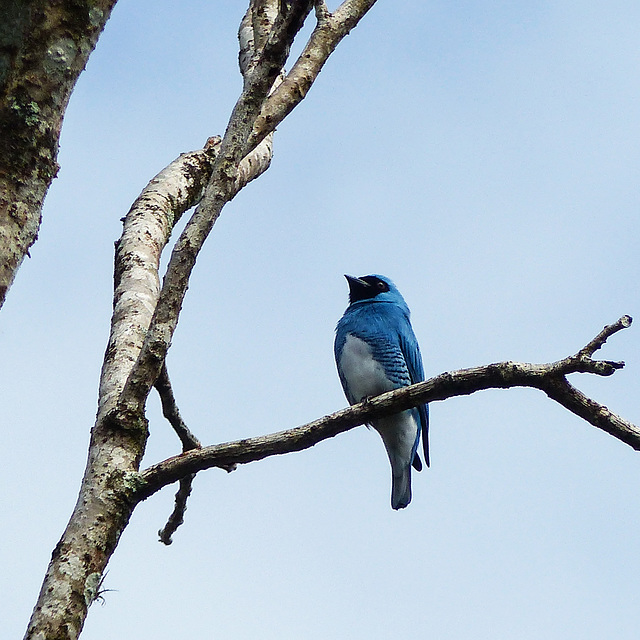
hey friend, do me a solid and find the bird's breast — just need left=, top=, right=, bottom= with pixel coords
left=339, top=334, right=395, bottom=403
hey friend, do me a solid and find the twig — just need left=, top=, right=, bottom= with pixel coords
left=578, top=314, right=633, bottom=359
left=154, top=363, right=201, bottom=451
left=134, top=316, right=637, bottom=502
left=157, top=474, right=196, bottom=545
left=153, top=363, right=205, bottom=545
left=152, top=360, right=239, bottom=543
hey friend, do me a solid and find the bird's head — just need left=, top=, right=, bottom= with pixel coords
left=344, top=274, right=408, bottom=309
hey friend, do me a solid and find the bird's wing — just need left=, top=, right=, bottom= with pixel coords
left=398, top=325, right=430, bottom=467
left=368, top=328, right=429, bottom=469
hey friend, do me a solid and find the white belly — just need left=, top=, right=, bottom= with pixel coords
left=339, top=334, right=395, bottom=402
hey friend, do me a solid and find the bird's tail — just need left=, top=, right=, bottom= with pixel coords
left=391, top=466, right=412, bottom=510
left=375, top=412, right=418, bottom=510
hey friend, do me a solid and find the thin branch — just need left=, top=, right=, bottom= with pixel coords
left=134, top=317, right=637, bottom=502
left=578, top=314, right=633, bottom=359
left=157, top=475, right=196, bottom=545
left=153, top=364, right=201, bottom=545
left=154, top=363, right=201, bottom=451
left=153, top=358, right=243, bottom=543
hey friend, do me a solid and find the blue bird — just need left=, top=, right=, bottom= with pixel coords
left=334, top=274, right=429, bottom=510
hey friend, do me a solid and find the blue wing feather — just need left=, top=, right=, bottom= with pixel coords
left=398, top=321, right=430, bottom=468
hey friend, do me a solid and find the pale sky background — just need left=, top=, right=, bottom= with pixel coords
left=2, top=1, right=640, bottom=638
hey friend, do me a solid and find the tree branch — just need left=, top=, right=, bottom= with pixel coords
left=157, top=474, right=196, bottom=545
left=98, top=137, right=222, bottom=418
left=154, top=363, right=202, bottom=451
left=578, top=314, right=632, bottom=358
left=0, top=0, right=119, bottom=310
left=106, top=0, right=376, bottom=422
left=135, top=316, right=637, bottom=502
left=539, top=376, right=639, bottom=448
left=154, top=363, right=202, bottom=545
left=114, top=2, right=314, bottom=418
left=24, top=136, right=226, bottom=640
left=248, top=0, right=378, bottom=151
left=23, top=4, right=410, bottom=637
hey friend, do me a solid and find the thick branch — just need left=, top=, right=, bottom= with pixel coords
left=97, top=138, right=222, bottom=418
left=539, top=377, right=640, bottom=448
left=25, top=4, right=391, bottom=637
left=0, top=0, right=118, bottom=309
left=108, top=0, right=376, bottom=423
left=111, top=0, right=370, bottom=417
left=245, top=0, right=281, bottom=75
left=113, top=0, right=380, bottom=421
left=24, top=139, right=222, bottom=640
left=135, top=316, right=637, bottom=501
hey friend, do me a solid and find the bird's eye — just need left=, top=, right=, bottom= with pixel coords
left=376, top=281, right=388, bottom=291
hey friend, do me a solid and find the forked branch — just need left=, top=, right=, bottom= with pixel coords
left=154, top=363, right=234, bottom=544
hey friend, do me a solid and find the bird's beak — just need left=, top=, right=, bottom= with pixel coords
left=344, top=274, right=373, bottom=300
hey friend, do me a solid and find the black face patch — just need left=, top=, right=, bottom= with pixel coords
left=346, top=275, right=389, bottom=303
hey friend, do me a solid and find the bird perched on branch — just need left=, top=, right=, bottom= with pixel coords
left=334, top=274, right=429, bottom=509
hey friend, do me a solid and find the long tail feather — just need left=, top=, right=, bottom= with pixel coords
left=391, top=467, right=412, bottom=510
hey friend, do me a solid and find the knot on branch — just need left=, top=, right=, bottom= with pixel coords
left=104, top=404, right=149, bottom=436
left=204, top=136, right=222, bottom=157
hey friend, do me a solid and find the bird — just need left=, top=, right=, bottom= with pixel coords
left=334, top=274, right=429, bottom=510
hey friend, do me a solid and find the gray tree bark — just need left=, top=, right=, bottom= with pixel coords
left=0, top=0, right=117, bottom=309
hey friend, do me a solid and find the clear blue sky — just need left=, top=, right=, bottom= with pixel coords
left=2, top=1, right=640, bottom=638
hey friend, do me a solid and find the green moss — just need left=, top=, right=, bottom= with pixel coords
left=1, top=92, right=57, bottom=180
left=8, top=96, right=41, bottom=127
left=121, top=471, right=146, bottom=497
